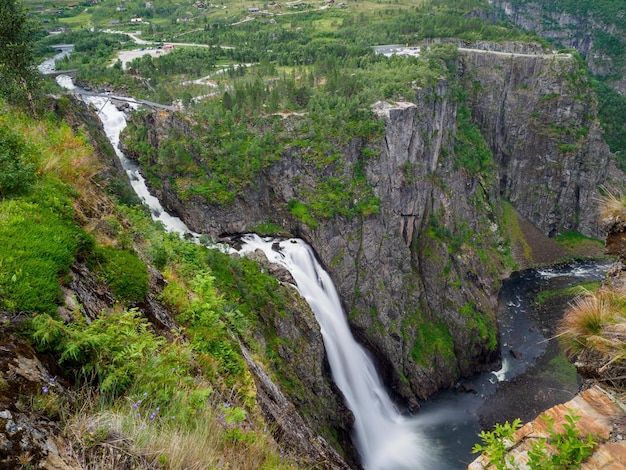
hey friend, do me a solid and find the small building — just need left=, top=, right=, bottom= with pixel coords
left=116, top=5, right=126, bottom=11
left=109, top=20, right=121, bottom=25
left=130, top=17, right=143, bottom=23
left=248, top=7, right=259, bottom=12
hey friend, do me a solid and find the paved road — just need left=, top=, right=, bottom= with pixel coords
left=457, top=47, right=572, bottom=59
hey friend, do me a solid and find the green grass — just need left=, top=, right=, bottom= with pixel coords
left=312, top=17, right=343, bottom=32
left=0, top=181, right=92, bottom=315
left=89, top=246, right=149, bottom=303
left=502, top=200, right=531, bottom=264
left=554, top=231, right=604, bottom=251
left=58, top=10, right=93, bottom=28
left=533, top=281, right=601, bottom=307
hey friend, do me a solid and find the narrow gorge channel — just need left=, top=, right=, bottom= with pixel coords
left=55, top=69, right=609, bottom=469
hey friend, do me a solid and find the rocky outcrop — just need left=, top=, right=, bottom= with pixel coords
left=460, top=45, right=611, bottom=238
left=0, top=326, right=80, bottom=470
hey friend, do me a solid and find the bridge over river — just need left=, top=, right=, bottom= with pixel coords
left=69, top=89, right=178, bottom=111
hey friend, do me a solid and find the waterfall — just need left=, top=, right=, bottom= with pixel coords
left=236, top=234, right=435, bottom=470
left=57, top=75, right=200, bottom=238
left=56, top=73, right=435, bottom=468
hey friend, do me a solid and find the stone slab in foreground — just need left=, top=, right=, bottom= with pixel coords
left=469, top=385, right=626, bottom=469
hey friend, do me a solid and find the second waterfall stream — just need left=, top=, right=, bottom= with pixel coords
left=59, top=75, right=437, bottom=469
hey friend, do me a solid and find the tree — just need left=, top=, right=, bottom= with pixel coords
left=0, top=0, right=42, bottom=114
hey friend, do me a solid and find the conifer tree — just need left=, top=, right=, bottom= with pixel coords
left=0, top=0, right=42, bottom=114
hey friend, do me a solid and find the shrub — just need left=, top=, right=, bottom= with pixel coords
left=0, top=124, right=37, bottom=197
left=89, top=246, right=149, bottom=303
left=0, top=199, right=89, bottom=314
left=473, top=411, right=597, bottom=469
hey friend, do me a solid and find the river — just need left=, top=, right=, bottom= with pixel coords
left=49, top=50, right=609, bottom=468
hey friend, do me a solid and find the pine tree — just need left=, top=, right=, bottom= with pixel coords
left=0, top=0, right=42, bottom=114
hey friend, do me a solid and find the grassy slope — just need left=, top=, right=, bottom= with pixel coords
left=0, top=101, right=299, bottom=469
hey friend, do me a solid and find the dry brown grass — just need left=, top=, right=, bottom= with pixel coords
left=598, top=187, right=626, bottom=220
left=62, top=387, right=298, bottom=470
left=558, top=286, right=626, bottom=369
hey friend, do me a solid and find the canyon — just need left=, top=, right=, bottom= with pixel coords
left=117, top=42, right=616, bottom=463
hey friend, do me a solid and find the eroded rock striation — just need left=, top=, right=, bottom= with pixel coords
left=459, top=43, right=610, bottom=237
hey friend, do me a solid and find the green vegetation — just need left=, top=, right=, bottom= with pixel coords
left=0, top=197, right=90, bottom=314
left=405, top=309, right=456, bottom=368
left=592, top=79, right=626, bottom=170
left=460, top=302, right=498, bottom=352
left=0, top=124, right=37, bottom=197
left=29, top=309, right=294, bottom=469
left=533, top=281, right=601, bottom=307
left=454, top=106, right=495, bottom=174
left=0, top=101, right=298, bottom=468
left=89, top=246, right=149, bottom=303
left=473, top=411, right=597, bottom=469
left=501, top=201, right=530, bottom=264
left=473, top=418, right=522, bottom=470
left=0, top=0, right=43, bottom=114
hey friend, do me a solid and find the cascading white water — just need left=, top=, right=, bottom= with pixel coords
left=237, top=234, right=436, bottom=470
left=56, top=75, right=199, bottom=238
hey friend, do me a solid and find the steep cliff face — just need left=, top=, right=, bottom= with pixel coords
left=124, top=78, right=505, bottom=408
left=121, top=42, right=612, bottom=419
left=459, top=44, right=611, bottom=237
left=490, top=0, right=626, bottom=94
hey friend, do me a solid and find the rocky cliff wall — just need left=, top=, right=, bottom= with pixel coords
left=121, top=42, right=613, bottom=434
left=489, top=0, right=626, bottom=94
left=124, top=77, right=506, bottom=409
left=460, top=46, right=611, bottom=238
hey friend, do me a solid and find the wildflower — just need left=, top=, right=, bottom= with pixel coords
left=49, top=376, right=56, bottom=383
left=150, top=412, right=156, bottom=420
left=143, top=392, right=148, bottom=397
left=42, top=386, right=49, bottom=393
left=136, top=413, right=141, bottom=419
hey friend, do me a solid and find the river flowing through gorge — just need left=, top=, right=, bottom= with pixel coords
left=51, top=59, right=610, bottom=468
